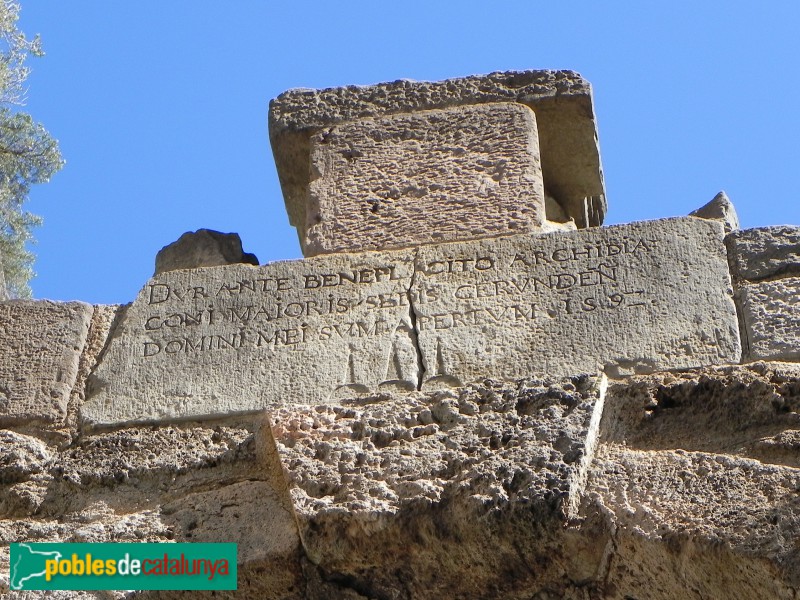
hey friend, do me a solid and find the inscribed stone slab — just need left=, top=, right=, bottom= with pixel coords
left=412, top=217, right=740, bottom=383
left=82, top=217, right=741, bottom=427
left=726, top=225, right=800, bottom=281
left=0, top=300, right=93, bottom=425
left=82, top=254, right=418, bottom=426
left=740, top=277, right=800, bottom=361
left=269, top=70, right=606, bottom=237
left=305, top=103, right=545, bottom=255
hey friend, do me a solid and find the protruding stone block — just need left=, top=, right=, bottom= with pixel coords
left=155, top=229, right=259, bottom=275
left=269, top=70, right=606, bottom=247
left=305, top=102, right=545, bottom=255
left=413, top=217, right=740, bottom=383
left=726, top=225, right=800, bottom=281
left=740, top=277, right=800, bottom=361
left=0, top=300, right=92, bottom=425
left=268, top=375, right=606, bottom=596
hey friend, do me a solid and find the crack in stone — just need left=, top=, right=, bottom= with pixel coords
left=406, top=247, right=425, bottom=391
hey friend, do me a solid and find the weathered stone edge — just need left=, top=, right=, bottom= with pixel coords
left=268, top=70, right=592, bottom=131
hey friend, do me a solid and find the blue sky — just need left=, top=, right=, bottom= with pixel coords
left=17, top=2, right=800, bottom=304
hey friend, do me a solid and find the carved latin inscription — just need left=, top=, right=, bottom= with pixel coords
left=82, top=217, right=741, bottom=426
left=139, top=264, right=406, bottom=358
left=83, top=253, right=419, bottom=425
left=413, top=218, right=740, bottom=385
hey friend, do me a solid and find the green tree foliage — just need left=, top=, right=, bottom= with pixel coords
left=0, top=0, right=62, bottom=298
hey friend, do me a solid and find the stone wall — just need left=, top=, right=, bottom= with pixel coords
left=1, top=71, right=799, bottom=599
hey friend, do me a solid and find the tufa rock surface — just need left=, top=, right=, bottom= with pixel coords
left=589, top=362, right=800, bottom=599
left=726, top=225, right=800, bottom=281
left=739, top=277, right=800, bottom=361
left=0, top=416, right=304, bottom=598
left=271, top=375, right=607, bottom=599
left=305, top=102, right=546, bottom=255
left=154, top=229, right=258, bottom=275
left=726, top=225, right=800, bottom=362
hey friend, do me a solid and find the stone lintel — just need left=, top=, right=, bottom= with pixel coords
left=269, top=70, right=606, bottom=243
left=81, top=217, right=739, bottom=427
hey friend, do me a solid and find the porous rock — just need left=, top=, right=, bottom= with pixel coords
left=586, top=363, right=800, bottom=598
left=161, top=480, right=302, bottom=597
left=269, top=375, right=607, bottom=599
left=0, top=300, right=93, bottom=426
left=739, top=277, right=800, bottom=361
left=269, top=70, right=606, bottom=233
left=154, top=229, right=258, bottom=275
left=0, top=416, right=303, bottom=598
left=589, top=446, right=800, bottom=599
left=305, top=102, right=545, bottom=255
left=599, top=362, right=800, bottom=462
left=0, top=432, right=52, bottom=518
left=726, top=225, right=800, bottom=281
left=5, top=362, right=800, bottom=597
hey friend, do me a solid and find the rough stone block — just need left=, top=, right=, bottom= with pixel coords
left=599, top=364, right=800, bottom=464
left=584, top=364, right=800, bottom=598
left=0, top=300, right=93, bottom=425
left=304, top=102, right=545, bottom=255
left=269, top=376, right=606, bottom=597
left=0, top=431, right=53, bottom=518
left=0, top=431, right=51, bottom=484
left=589, top=445, right=800, bottom=599
left=726, top=225, right=800, bottom=281
left=82, top=253, right=419, bottom=426
left=155, top=229, right=259, bottom=275
left=0, top=415, right=304, bottom=598
left=740, top=277, right=800, bottom=361
left=413, top=217, right=740, bottom=384
left=689, top=190, right=739, bottom=233
left=269, top=70, right=606, bottom=239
